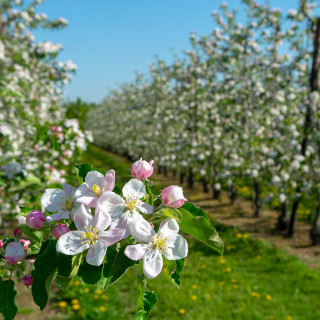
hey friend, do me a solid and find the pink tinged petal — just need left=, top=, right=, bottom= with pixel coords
left=143, top=249, right=163, bottom=279
left=62, top=184, right=75, bottom=197
left=5, top=242, right=26, bottom=264
left=125, top=244, right=148, bottom=260
left=139, top=203, right=153, bottom=214
left=75, top=183, right=96, bottom=199
left=77, top=196, right=98, bottom=208
left=85, top=170, right=105, bottom=190
left=159, top=218, right=179, bottom=237
left=99, top=228, right=125, bottom=246
left=168, top=199, right=187, bottom=209
left=146, top=160, right=154, bottom=179
left=98, top=192, right=124, bottom=218
left=86, top=240, right=108, bottom=266
left=93, top=203, right=111, bottom=231
left=46, top=209, right=69, bottom=222
left=122, top=179, right=145, bottom=199
left=162, top=235, right=188, bottom=260
left=104, top=169, right=115, bottom=192
left=129, top=216, right=156, bottom=242
left=73, top=204, right=93, bottom=230
left=56, top=231, right=89, bottom=255
left=40, top=189, right=64, bottom=212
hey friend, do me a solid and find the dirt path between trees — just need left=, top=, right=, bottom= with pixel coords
left=151, top=169, right=320, bottom=268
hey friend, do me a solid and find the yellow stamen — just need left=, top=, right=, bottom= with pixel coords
left=92, top=184, right=103, bottom=196
left=124, top=195, right=141, bottom=211
left=151, top=233, right=168, bottom=253
left=82, top=226, right=99, bottom=245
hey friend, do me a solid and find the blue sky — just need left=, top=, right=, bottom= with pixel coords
left=33, top=0, right=303, bottom=103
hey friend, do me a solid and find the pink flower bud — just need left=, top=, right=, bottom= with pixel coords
left=161, top=185, right=187, bottom=209
left=20, top=239, right=31, bottom=249
left=26, top=210, right=46, bottom=229
left=131, top=158, right=154, bottom=181
left=0, top=239, right=3, bottom=248
left=53, top=224, right=70, bottom=240
left=13, top=228, right=22, bottom=237
left=22, top=275, right=33, bottom=287
left=4, top=242, right=26, bottom=264
left=50, top=126, right=56, bottom=131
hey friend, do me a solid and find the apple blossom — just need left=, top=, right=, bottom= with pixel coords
left=161, top=186, right=187, bottom=209
left=20, top=239, right=31, bottom=249
left=26, top=210, right=46, bottom=229
left=5, top=242, right=26, bottom=264
left=56, top=204, right=125, bottom=266
left=75, top=170, right=115, bottom=207
left=131, top=158, right=154, bottom=181
left=125, top=218, right=188, bottom=279
left=98, top=179, right=153, bottom=238
left=53, top=224, right=70, bottom=240
left=41, top=184, right=82, bottom=221
left=22, top=275, right=33, bottom=287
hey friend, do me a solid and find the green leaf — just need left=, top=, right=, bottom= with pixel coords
left=134, top=275, right=157, bottom=320
left=179, top=203, right=224, bottom=255
left=78, top=260, right=103, bottom=285
left=163, top=258, right=185, bottom=288
left=54, top=275, right=72, bottom=290
left=19, top=225, right=43, bottom=243
left=144, top=181, right=154, bottom=205
left=156, top=208, right=182, bottom=223
left=75, top=163, right=106, bottom=182
left=102, top=243, right=137, bottom=289
left=0, top=277, right=17, bottom=320
left=57, top=253, right=83, bottom=278
left=18, top=206, right=32, bottom=217
left=113, top=186, right=122, bottom=196
left=31, top=239, right=58, bottom=310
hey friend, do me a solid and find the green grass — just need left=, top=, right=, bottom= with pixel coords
left=55, top=145, right=320, bottom=320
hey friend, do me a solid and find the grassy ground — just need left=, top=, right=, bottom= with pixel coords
left=51, top=145, right=320, bottom=320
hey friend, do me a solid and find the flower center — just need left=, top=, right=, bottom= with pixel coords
left=80, top=225, right=99, bottom=245
left=151, top=233, right=168, bottom=253
left=62, top=195, right=74, bottom=210
left=124, top=195, right=141, bottom=211
left=92, top=184, right=102, bottom=196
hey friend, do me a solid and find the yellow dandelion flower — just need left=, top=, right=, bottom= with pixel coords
left=219, top=256, right=225, bottom=264
left=72, top=304, right=81, bottom=310
left=251, top=292, right=261, bottom=298
left=71, top=299, right=79, bottom=304
left=223, top=267, right=232, bottom=272
left=179, top=308, right=186, bottom=314
left=233, top=284, right=238, bottom=288
left=58, top=301, right=67, bottom=308
left=287, top=316, right=293, bottom=320
left=99, top=306, right=106, bottom=312
left=266, top=295, right=272, bottom=300
left=206, top=296, right=211, bottom=301
left=231, top=279, right=237, bottom=283
left=269, top=316, right=275, bottom=320
left=236, top=233, right=242, bottom=238
left=103, top=296, right=109, bottom=301
left=163, top=267, right=167, bottom=274
left=256, top=255, right=261, bottom=259
left=94, top=295, right=99, bottom=300
left=219, top=281, right=224, bottom=286
left=191, top=295, right=197, bottom=300
left=201, top=265, right=206, bottom=269
left=74, top=280, right=80, bottom=286
left=84, top=288, right=90, bottom=293
left=96, top=289, right=103, bottom=294
left=243, top=234, right=248, bottom=238
left=184, top=260, right=187, bottom=266
left=191, top=284, right=197, bottom=289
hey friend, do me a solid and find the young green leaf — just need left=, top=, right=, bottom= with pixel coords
left=0, top=277, right=17, bottom=320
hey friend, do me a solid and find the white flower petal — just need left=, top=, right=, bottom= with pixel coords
left=99, top=228, right=125, bottom=246
left=86, top=240, right=108, bottom=266
left=77, top=196, right=98, bottom=208
left=125, top=244, right=148, bottom=260
left=104, top=169, right=115, bottom=192
left=62, top=184, right=75, bottom=197
left=110, top=216, right=131, bottom=239
left=162, top=235, right=188, bottom=260
left=122, top=179, right=145, bottom=199
left=40, top=189, right=64, bottom=212
left=93, top=203, right=111, bottom=231
left=85, top=170, right=105, bottom=190
left=46, top=209, right=69, bottom=222
left=56, top=231, right=89, bottom=255
left=143, top=249, right=163, bottom=279
left=159, top=218, right=179, bottom=238
left=129, top=215, right=155, bottom=242
left=139, top=202, right=153, bottom=214
left=98, top=192, right=124, bottom=218
left=74, top=204, right=93, bottom=230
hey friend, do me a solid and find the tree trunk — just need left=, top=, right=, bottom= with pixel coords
left=163, top=166, right=167, bottom=177
left=253, top=179, right=261, bottom=218
left=230, top=184, right=237, bottom=204
left=157, top=166, right=162, bottom=174
left=288, top=17, right=320, bottom=236
left=180, top=170, right=185, bottom=184
left=202, top=177, right=209, bottom=193
left=310, top=185, right=320, bottom=245
left=213, top=187, right=220, bottom=200
left=187, top=167, right=194, bottom=188
left=172, top=169, right=176, bottom=177
left=278, top=200, right=289, bottom=231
